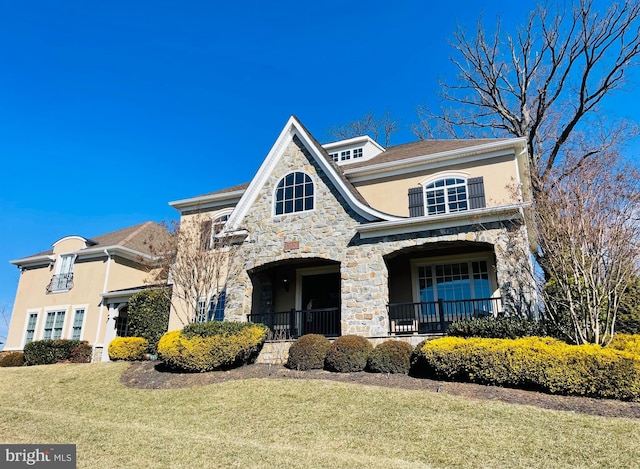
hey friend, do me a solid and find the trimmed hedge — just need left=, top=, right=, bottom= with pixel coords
left=324, top=335, right=373, bottom=373
left=412, top=336, right=640, bottom=400
left=286, top=334, right=332, bottom=370
left=23, top=340, right=90, bottom=366
left=108, top=337, right=149, bottom=361
left=447, top=316, right=553, bottom=339
left=158, top=322, right=269, bottom=372
left=127, top=288, right=171, bottom=354
left=367, top=340, right=413, bottom=374
left=0, top=352, right=25, bottom=367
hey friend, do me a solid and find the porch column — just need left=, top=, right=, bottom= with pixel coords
left=342, top=248, right=389, bottom=336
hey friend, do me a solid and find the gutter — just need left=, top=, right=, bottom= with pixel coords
left=356, top=203, right=531, bottom=239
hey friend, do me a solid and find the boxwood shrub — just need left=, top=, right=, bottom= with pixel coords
left=158, top=321, right=269, bottom=372
left=367, top=340, right=413, bottom=374
left=411, top=336, right=640, bottom=400
left=0, top=352, right=25, bottom=367
left=286, top=334, right=332, bottom=370
left=23, top=340, right=89, bottom=366
left=324, top=335, right=373, bottom=373
left=108, top=337, right=149, bottom=361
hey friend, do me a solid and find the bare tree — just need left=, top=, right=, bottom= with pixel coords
left=328, top=111, right=399, bottom=146
left=536, top=151, right=640, bottom=345
left=0, top=303, right=9, bottom=346
left=414, top=0, right=640, bottom=193
left=147, top=214, right=239, bottom=327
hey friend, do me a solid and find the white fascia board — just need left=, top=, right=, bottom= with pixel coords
left=356, top=203, right=530, bottom=239
left=9, top=254, right=55, bottom=268
left=225, top=116, right=401, bottom=232
left=101, top=287, right=149, bottom=300
left=74, top=246, right=156, bottom=263
left=344, top=138, right=527, bottom=183
left=323, top=135, right=385, bottom=152
left=168, top=189, right=245, bottom=213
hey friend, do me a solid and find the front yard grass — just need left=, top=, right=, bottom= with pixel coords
left=0, top=362, right=638, bottom=468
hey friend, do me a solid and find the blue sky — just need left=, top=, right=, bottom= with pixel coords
left=1, top=1, right=638, bottom=345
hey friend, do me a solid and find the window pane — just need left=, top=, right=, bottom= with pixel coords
left=285, top=173, right=294, bottom=185
left=304, top=197, right=313, bottom=210
left=275, top=172, right=314, bottom=215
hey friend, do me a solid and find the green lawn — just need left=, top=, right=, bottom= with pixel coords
left=0, top=362, right=638, bottom=468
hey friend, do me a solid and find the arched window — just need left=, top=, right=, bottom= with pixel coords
left=274, top=172, right=314, bottom=215
left=424, top=177, right=468, bottom=215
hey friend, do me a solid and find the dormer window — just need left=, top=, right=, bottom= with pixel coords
left=330, top=152, right=339, bottom=162
left=275, top=172, right=314, bottom=215
left=353, top=148, right=363, bottom=158
left=340, top=150, right=351, bottom=161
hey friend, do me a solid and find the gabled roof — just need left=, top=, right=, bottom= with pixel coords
left=10, top=221, right=169, bottom=267
left=224, top=116, right=402, bottom=232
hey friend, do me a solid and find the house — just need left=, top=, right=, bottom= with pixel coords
left=168, top=116, right=535, bottom=340
left=4, top=222, right=169, bottom=361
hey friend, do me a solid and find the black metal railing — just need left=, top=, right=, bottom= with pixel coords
left=248, top=308, right=341, bottom=340
left=387, top=297, right=503, bottom=334
left=46, top=273, right=74, bottom=293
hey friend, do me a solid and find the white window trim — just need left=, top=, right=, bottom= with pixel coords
left=420, top=171, right=471, bottom=216
left=71, top=306, right=88, bottom=340
left=410, top=254, right=498, bottom=303
left=272, top=170, right=316, bottom=217
left=23, top=309, right=41, bottom=346
left=42, top=308, right=69, bottom=340
left=419, top=171, right=470, bottom=188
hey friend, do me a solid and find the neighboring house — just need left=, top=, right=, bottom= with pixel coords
left=5, top=222, right=169, bottom=361
left=167, top=116, right=536, bottom=340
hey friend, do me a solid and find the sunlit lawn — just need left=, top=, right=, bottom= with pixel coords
left=0, top=362, right=638, bottom=468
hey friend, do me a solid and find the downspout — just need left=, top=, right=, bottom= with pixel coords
left=93, top=249, right=112, bottom=360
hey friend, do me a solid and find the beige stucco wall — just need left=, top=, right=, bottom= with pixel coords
left=354, top=154, right=521, bottom=216
left=5, top=251, right=151, bottom=351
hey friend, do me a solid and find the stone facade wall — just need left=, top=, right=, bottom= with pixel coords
left=224, top=136, right=535, bottom=337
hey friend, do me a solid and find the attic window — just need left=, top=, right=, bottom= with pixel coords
left=340, top=150, right=351, bottom=161
left=275, top=172, right=314, bottom=215
left=330, top=152, right=339, bottom=162
left=353, top=148, right=363, bottom=158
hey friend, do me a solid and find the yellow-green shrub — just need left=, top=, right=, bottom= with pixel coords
left=609, top=333, right=640, bottom=356
left=108, top=337, right=149, bottom=361
left=412, top=336, right=640, bottom=400
left=157, top=322, right=269, bottom=372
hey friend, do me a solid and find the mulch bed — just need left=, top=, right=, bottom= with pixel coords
left=120, top=361, right=640, bottom=419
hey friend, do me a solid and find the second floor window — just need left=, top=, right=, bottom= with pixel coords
left=275, top=172, right=314, bottom=215
left=424, top=178, right=468, bottom=215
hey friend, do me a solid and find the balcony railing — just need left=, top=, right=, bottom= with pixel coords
left=248, top=308, right=341, bottom=340
left=388, top=297, right=503, bottom=334
left=46, top=273, right=74, bottom=293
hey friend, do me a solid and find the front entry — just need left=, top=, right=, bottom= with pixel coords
left=297, top=269, right=341, bottom=336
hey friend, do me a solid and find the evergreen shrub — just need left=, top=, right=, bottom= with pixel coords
left=367, top=340, right=413, bottom=374
left=0, top=352, right=25, bottom=367
left=411, top=336, right=640, bottom=400
left=127, top=288, right=171, bottom=354
left=108, top=337, right=149, bottom=361
left=447, top=316, right=552, bottom=339
left=23, top=340, right=88, bottom=366
left=324, top=335, right=373, bottom=373
left=158, top=322, right=269, bottom=372
left=286, top=334, right=331, bottom=370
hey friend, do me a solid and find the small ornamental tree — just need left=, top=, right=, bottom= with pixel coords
left=127, top=288, right=171, bottom=354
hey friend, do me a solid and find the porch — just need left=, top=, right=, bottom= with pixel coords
left=387, top=297, right=503, bottom=334
left=248, top=308, right=340, bottom=340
